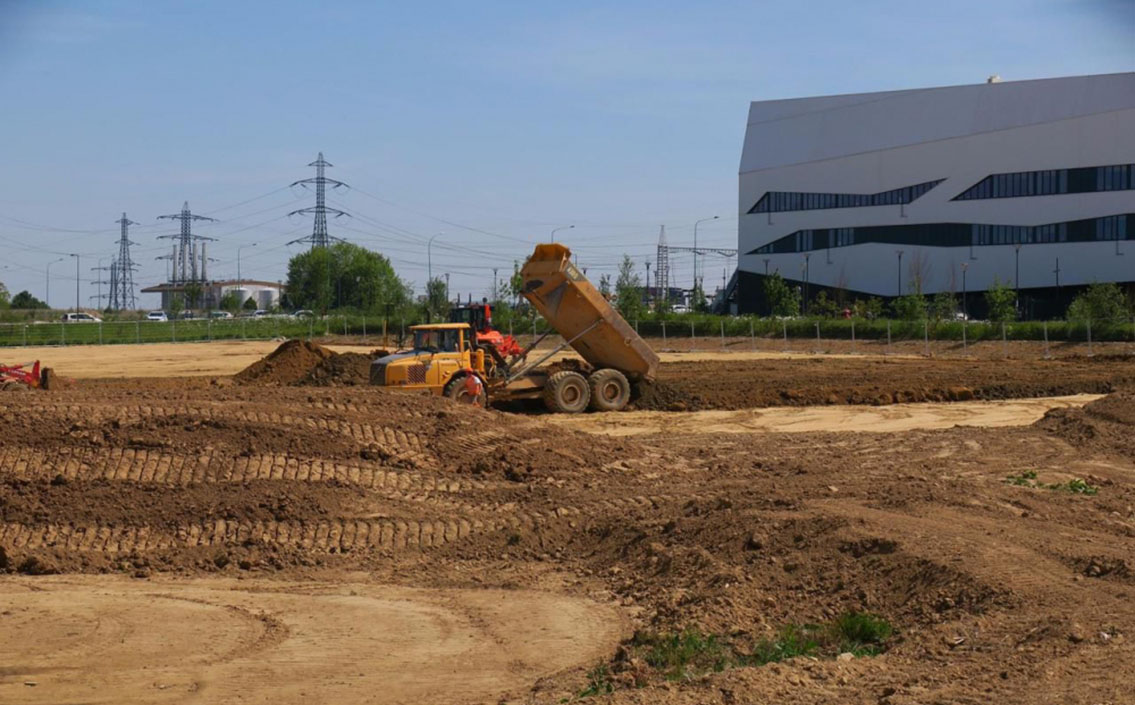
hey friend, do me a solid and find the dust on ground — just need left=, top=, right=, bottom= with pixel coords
left=3, top=343, right=1135, bottom=704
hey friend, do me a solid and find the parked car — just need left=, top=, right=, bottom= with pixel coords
left=209, top=310, right=233, bottom=319
left=292, top=309, right=315, bottom=319
left=252, top=309, right=273, bottom=318
left=61, top=312, right=102, bottom=323
left=145, top=311, right=168, bottom=322
left=178, top=311, right=196, bottom=320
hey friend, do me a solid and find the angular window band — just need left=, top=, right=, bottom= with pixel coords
left=749, top=179, right=944, bottom=214
left=953, top=163, right=1135, bottom=200
left=746, top=214, right=1132, bottom=255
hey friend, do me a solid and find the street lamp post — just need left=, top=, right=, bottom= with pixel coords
left=428, top=233, right=442, bottom=283
left=237, top=243, right=258, bottom=286
left=693, top=215, right=719, bottom=290
left=802, top=253, right=811, bottom=315
left=1014, top=243, right=1022, bottom=307
left=896, top=250, right=904, bottom=297
left=46, top=257, right=64, bottom=309
left=961, top=262, right=969, bottom=319
left=550, top=225, right=574, bottom=243
left=69, top=254, right=80, bottom=312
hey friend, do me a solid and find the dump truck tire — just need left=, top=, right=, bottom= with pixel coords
left=542, top=370, right=590, bottom=413
left=588, top=368, right=630, bottom=412
left=444, top=375, right=486, bottom=407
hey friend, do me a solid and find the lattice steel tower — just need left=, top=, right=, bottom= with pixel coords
left=158, top=202, right=216, bottom=283
left=111, top=213, right=139, bottom=309
left=288, top=152, right=348, bottom=248
left=655, top=225, right=670, bottom=295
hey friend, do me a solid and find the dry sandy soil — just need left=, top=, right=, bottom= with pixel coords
left=3, top=340, right=1135, bottom=704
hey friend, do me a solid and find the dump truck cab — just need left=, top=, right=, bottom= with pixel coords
left=370, top=323, right=489, bottom=404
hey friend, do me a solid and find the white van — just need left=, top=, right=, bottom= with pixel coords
left=61, top=312, right=102, bottom=323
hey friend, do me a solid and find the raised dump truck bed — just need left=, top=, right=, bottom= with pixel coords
left=520, top=243, right=659, bottom=382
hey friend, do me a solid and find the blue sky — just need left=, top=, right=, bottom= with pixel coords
left=0, top=0, right=1131, bottom=308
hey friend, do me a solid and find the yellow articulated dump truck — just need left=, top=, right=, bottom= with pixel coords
left=370, top=243, right=659, bottom=412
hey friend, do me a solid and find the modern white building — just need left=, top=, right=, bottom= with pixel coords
left=737, top=72, right=1135, bottom=317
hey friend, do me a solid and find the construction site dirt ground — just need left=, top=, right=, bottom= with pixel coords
left=4, top=340, right=1135, bottom=704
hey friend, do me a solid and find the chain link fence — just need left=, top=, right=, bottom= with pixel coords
left=3, top=314, right=1134, bottom=359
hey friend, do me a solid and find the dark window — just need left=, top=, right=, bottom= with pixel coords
left=954, top=163, right=1135, bottom=201
left=746, top=214, right=1133, bottom=255
left=749, top=179, right=944, bottom=214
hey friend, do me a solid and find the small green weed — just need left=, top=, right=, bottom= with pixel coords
left=1058, top=478, right=1099, bottom=495
left=632, top=628, right=733, bottom=681
left=833, top=612, right=893, bottom=655
left=576, top=662, right=614, bottom=698
left=748, top=623, right=822, bottom=665
left=1004, top=471, right=1097, bottom=495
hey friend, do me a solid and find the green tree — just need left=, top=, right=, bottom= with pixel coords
left=0, top=281, right=9, bottom=309
left=509, top=261, right=524, bottom=306
left=810, top=291, right=840, bottom=318
left=930, top=292, right=959, bottom=321
left=598, top=274, right=612, bottom=298
left=892, top=294, right=927, bottom=320
left=182, top=281, right=203, bottom=311
left=763, top=272, right=800, bottom=317
left=243, top=296, right=257, bottom=311
left=1067, top=282, right=1128, bottom=322
left=690, top=281, right=709, bottom=313
left=10, top=290, right=48, bottom=309
left=614, top=254, right=646, bottom=321
left=286, top=242, right=410, bottom=314
left=169, top=293, right=184, bottom=317
left=219, top=290, right=242, bottom=312
left=985, top=277, right=1017, bottom=322
left=424, top=277, right=450, bottom=321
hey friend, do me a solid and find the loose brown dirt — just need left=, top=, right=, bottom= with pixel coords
left=3, top=349, right=1135, bottom=703
left=638, top=356, right=1135, bottom=410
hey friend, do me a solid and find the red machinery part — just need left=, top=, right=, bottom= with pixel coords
left=0, top=360, right=42, bottom=388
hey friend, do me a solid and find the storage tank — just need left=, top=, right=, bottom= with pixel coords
left=257, top=288, right=276, bottom=310
left=231, top=287, right=250, bottom=308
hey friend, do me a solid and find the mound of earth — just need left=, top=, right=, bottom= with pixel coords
left=301, top=352, right=372, bottom=386
left=1037, top=389, right=1135, bottom=457
left=235, top=339, right=333, bottom=386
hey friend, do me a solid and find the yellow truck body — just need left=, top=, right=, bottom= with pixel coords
left=520, top=243, right=659, bottom=382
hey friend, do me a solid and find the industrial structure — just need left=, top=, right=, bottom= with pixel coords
left=157, top=202, right=216, bottom=285
left=111, top=212, right=138, bottom=310
left=736, top=72, right=1135, bottom=317
left=288, top=152, right=348, bottom=249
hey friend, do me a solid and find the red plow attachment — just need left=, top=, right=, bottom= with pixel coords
left=0, top=360, right=53, bottom=390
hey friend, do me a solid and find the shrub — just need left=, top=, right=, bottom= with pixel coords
left=1067, top=282, right=1129, bottom=322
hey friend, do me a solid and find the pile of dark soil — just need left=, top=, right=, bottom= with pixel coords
left=235, top=340, right=333, bottom=386
left=236, top=341, right=388, bottom=387
left=301, top=352, right=372, bottom=386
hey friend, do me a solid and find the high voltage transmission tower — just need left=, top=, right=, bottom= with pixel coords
left=288, top=152, right=349, bottom=249
left=157, top=202, right=215, bottom=283
left=109, top=212, right=139, bottom=310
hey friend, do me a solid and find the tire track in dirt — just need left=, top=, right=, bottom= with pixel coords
left=0, top=446, right=489, bottom=492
